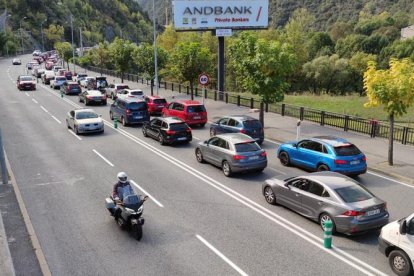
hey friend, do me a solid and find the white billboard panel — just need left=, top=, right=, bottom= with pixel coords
left=172, top=0, right=269, bottom=30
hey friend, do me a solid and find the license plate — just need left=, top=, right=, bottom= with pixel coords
left=366, top=209, right=380, bottom=216
left=193, top=116, right=201, bottom=119
left=350, top=160, right=360, bottom=165
left=177, top=137, right=187, bottom=141
left=249, top=156, right=259, bottom=160
left=134, top=116, right=143, bottom=119
left=158, top=105, right=164, bottom=108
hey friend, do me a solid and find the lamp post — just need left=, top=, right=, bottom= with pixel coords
left=70, top=14, right=76, bottom=74
left=40, top=19, right=47, bottom=52
left=20, top=16, right=27, bottom=54
left=152, top=0, right=159, bottom=95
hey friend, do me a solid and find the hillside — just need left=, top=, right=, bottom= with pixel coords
left=1, top=0, right=154, bottom=51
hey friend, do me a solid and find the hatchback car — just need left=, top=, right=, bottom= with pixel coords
left=262, top=171, right=389, bottom=235
left=61, top=81, right=82, bottom=95
left=79, top=90, right=107, bottom=105
left=277, top=136, right=367, bottom=176
left=66, top=108, right=104, bottom=135
left=12, top=58, right=21, bottom=65
left=50, top=76, right=67, bottom=89
left=210, top=115, right=264, bottom=144
left=143, top=117, right=192, bottom=145
left=17, top=75, right=36, bottom=91
left=195, top=133, right=267, bottom=177
left=162, top=100, right=207, bottom=127
left=144, top=95, right=168, bottom=115
left=117, top=89, right=145, bottom=100
left=109, top=98, right=150, bottom=126
left=80, top=77, right=95, bottom=87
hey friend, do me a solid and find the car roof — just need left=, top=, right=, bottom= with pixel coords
left=215, top=133, right=255, bottom=143
left=87, top=90, right=102, bottom=95
left=175, top=100, right=202, bottom=106
left=160, top=117, right=185, bottom=124
left=124, top=89, right=143, bottom=93
left=146, top=95, right=165, bottom=99
left=220, top=115, right=258, bottom=121
left=118, top=98, right=145, bottom=103
left=74, top=108, right=95, bottom=113
left=66, top=81, right=78, bottom=85
left=310, top=136, right=351, bottom=147
left=302, top=171, right=358, bottom=189
left=115, top=83, right=129, bottom=86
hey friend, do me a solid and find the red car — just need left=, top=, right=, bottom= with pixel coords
left=45, top=61, right=54, bottom=70
left=162, top=100, right=207, bottom=127
left=144, top=95, right=168, bottom=115
left=17, top=75, right=36, bottom=91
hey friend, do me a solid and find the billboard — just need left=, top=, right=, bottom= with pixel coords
left=172, top=0, right=269, bottom=30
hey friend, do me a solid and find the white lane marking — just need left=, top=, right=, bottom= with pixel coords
left=264, top=138, right=281, bottom=145
left=25, top=92, right=30, bottom=97
left=40, top=106, right=49, bottom=113
left=32, top=99, right=38, bottom=104
left=193, top=136, right=201, bottom=140
left=68, top=130, right=82, bottom=140
left=368, top=170, right=414, bottom=189
left=38, top=82, right=394, bottom=275
left=130, top=180, right=164, bottom=208
left=92, top=149, right=114, bottom=167
left=196, top=235, right=248, bottom=276
left=51, top=116, right=62, bottom=124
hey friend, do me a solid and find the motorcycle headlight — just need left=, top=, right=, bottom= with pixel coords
left=138, top=205, right=143, bottom=213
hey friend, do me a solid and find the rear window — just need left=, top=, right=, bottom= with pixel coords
left=169, top=123, right=188, bottom=131
left=186, top=105, right=206, bottom=113
left=153, top=99, right=167, bottom=104
left=117, top=85, right=129, bottom=90
left=334, top=186, right=373, bottom=203
left=127, top=102, right=147, bottom=111
left=69, top=84, right=80, bottom=89
left=334, top=144, right=361, bottom=156
left=130, top=91, right=143, bottom=96
left=243, top=120, right=262, bottom=128
left=235, top=142, right=261, bottom=153
left=20, top=76, right=32, bottom=81
left=57, top=77, right=66, bottom=81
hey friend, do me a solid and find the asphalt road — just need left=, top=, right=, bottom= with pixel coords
left=1, top=55, right=414, bottom=276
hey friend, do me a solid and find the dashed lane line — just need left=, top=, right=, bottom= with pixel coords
left=130, top=180, right=164, bottom=208
left=92, top=149, right=114, bottom=167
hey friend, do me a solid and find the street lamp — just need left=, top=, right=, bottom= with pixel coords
left=152, top=0, right=159, bottom=95
left=40, top=19, right=47, bottom=52
left=70, top=14, right=76, bottom=74
left=20, top=16, right=27, bottom=54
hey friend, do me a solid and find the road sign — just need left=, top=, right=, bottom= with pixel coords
left=198, top=73, right=210, bottom=86
left=216, top=29, right=233, bottom=37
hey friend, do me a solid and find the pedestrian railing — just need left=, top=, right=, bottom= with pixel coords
left=86, top=66, right=414, bottom=146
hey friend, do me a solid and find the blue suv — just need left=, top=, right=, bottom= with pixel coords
left=109, top=98, right=150, bottom=126
left=277, top=136, right=367, bottom=176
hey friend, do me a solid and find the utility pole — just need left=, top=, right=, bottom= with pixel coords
left=79, top=27, right=83, bottom=57
left=5, top=14, right=11, bottom=57
left=153, top=0, right=159, bottom=95
left=20, top=17, right=27, bottom=54
left=41, top=19, right=47, bottom=52
left=70, top=14, right=76, bottom=74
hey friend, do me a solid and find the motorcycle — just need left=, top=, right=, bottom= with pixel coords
left=105, top=194, right=149, bottom=241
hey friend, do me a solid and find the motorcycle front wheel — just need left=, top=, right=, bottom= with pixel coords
left=132, top=224, right=143, bottom=241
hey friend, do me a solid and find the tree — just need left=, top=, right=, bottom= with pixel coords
left=54, top=41, right=73, bottom=70
left=168, top=41, right=212, bottom=100
left=307, top=32, right=335, bottom=59
left=349, top=52, right=377, bottom=95
left=108, top=38, right=136, bottom=83
left=92, top=42, right=110, bottom=75
left=132, top=42, right=168, bottom=95
left=228, top=32, right=297, bottom=126
left=364, top=58, right=414, bottom=165
left=44, top=24, right=64, bottom=46
left=330, top=22, right=353, bottom=42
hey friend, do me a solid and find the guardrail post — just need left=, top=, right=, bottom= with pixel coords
left=300, top=107, right=304, bottom=121
left=225, top=93, right=228, bottom=104
left=282, top=104, right=285, bottom=116
left=204, top=88, right=207, bottom=99
left=250, top=98, right=254, bottom=109
left=323, top=220, right=333, bottom=249
left=237, top=95, right=240, bottom=106
left=195, top=87, right=198, bottom=97
left=186, top=86, right=189, bottom=95
left=321, top=111, right=325, bottom=126
left=344, top=116, right=349, bottom=131
left=179, top=84, right=181, bottom=93
left=164, top=81, right=167, bottom=89
left=214, top=90, right=217, bottom=101
left=171, top=83, right=174, bottom=92
left=265, top=103, right=269, bottom=113
left=402, top=127, right=408, bottom=145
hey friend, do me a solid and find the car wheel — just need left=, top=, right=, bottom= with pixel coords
left=264, top=186, right=276, bottom=205
left=79, top=97, right=82, bottom=103
left=210, top=128, right=216, bottom=137
left=109, top=112, right=114, bottom=120
left=319, top=213, right=336, bottom=233
left=222, top=161, right=232, bottom=177
left=121, top=116, right=127, bottom=126
left=195, top=148, right=205, bottom=163
left=317, top=164, right=330, bottom=172
left=142, top=127, right=148, bottom=137
left=103, top=101, right=107, bottom=105
left=389, top=249, right=413, bottom=276
left=279, top=151, right=290, bottom=166
left=158, top=134, right=165, bottom=145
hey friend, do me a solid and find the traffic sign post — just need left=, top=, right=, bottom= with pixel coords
left=199, top=73, right=210, bottom=104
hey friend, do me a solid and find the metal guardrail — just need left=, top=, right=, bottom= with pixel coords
left=86, top=66, right=414, bottom=146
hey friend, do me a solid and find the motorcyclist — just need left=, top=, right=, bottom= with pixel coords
left=112, top=172, right=135, bottom=201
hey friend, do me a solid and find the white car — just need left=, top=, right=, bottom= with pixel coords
left=66, top=108, right=104, bottom=135
left=12, top=58, right=21, bottom=65
left=74, top=73, right=88, bottom=84
left=116, top=89, right=145, bottom=100
left=50, top=76, right=67, bottom=89
left=80, top=77, right=95, bottom=88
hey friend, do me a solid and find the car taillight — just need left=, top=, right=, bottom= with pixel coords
left=86, top=95, right=92, bottom=99
left=362, top=156, right=367, bottom=161
left=342, top=210, right=365, bottom=216
left=166, top=130, right=176, bottom=135
left=233, top=155, right=246, bottom=161
left=126, top=109, right=131, bottom=115
left=186, top=128, right=192, bottom=133
left=261, top=151, right=267, bottom=157
left=240, top=129, right=247, bottom=134
left=334, top=159, right=347, bottom=164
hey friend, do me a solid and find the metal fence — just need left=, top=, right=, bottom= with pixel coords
left=86, top=66, right=414, bottom=146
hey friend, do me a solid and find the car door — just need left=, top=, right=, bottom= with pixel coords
left=300, top=141, right=324, bottom=169
left=68, top=110, right=76, bottom=129
left=164, top=103, right=175, bottom=117
left=215, top=118, right=228, bottom=134
left=226, top=118, right=240, bottom=133
left=203, top=137, right=219, bottom=163
left=209, top=137, right=228, bottom=166
left=148, top=118, right=161, bottom=138
left=402, top=215, right=414, bottom=260
left=300, top=181, right=331, bottom=219
left=277, top=178, right=309, bottom=214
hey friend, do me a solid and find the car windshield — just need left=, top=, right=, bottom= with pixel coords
left=334, top=185, right=374, bottom=203
left=127, top=102, right=147, bottom=111
left=130, top=91, right=143, bottom=96
left=57, top=77, right=66, bottom=81
left=96, top=80, right=108, bottom=87
left=76, top=111, right=98, bottom=120
left=243, top=120, right=262, bottom=128
left=235, top=141, right=261, bottom=152
left=20, top=76, right=32, bottom=81
left=187, top=105, right=206, bottom=113
left=170, top=123, right=188, bottom=131
left=334, top=144, right=361, bottom=156
left=153, top=99, right=167, bottom=104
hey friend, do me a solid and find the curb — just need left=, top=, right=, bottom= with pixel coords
left=0, top=190, right=15, bottom=276
left=4, top=151, right=52, bottom=276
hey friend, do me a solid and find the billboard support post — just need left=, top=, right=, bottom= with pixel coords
left=218, top=35, right=224, bottom=101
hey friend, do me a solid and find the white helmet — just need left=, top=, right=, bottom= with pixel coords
left=117, top=172, right=128, bottom=183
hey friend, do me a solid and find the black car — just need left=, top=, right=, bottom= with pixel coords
left=142, top=117, right=192, bottom=145
left=79, top=90, right=107, bottom=105
left=61, top=81, right=82, bottom=95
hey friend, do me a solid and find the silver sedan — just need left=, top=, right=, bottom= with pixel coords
left=195, top=133, right=267, bottom=177
left=66, top=108, right=104, bottom=135
left=262, top=171, right=389, bottom=235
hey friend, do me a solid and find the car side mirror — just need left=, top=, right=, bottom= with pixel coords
left=400, top=220, right=407, bottom=235
left=284, top=183, right=291, bottom=189
left=204, top=141, right=208, bottom=145
left=292, top=143, right=297, bottom=148
left=142, top=195, right=149, bottom=201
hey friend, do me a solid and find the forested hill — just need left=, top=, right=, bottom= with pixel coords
left=137, top=0, right=414, bottom=30
left=1, top=0, right=154, bottom=50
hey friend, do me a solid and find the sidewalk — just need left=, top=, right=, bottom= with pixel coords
left=79, top=66, right=414, bottom=184
left=0, top=185, right=15, bottom=276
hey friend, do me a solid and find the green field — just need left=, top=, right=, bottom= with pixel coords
left=281, top=94, right=414, bottom=126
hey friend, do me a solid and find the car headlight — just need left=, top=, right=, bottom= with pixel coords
left=138, top=205, right=143, bottom=213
